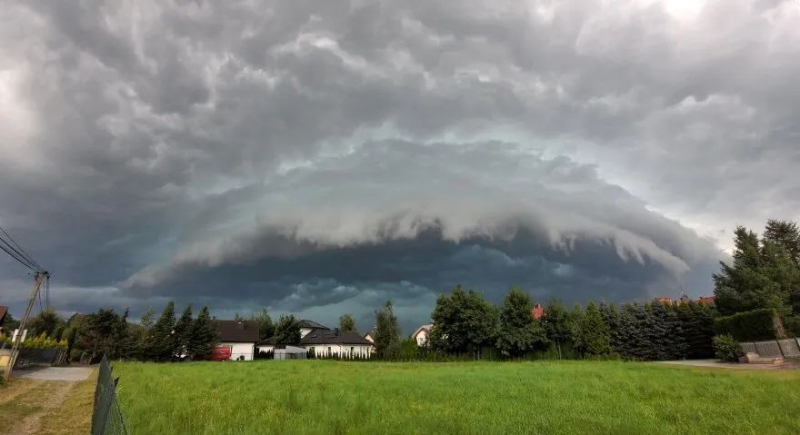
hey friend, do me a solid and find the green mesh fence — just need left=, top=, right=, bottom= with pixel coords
left=91, top=355, right=129, bottom=435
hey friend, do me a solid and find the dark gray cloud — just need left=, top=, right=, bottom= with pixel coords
left=1, top=0, right=794, bottom=330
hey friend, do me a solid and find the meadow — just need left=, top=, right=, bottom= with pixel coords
left=114, top=360, right=800, bottom=435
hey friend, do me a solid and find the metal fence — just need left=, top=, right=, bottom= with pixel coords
left=91, top=356, right=129, bottom=435
left=740, top=337, right=800, bottom=358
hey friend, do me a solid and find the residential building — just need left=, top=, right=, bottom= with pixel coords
left=363, top=329, right=376, bottom=343
left=215, top=320, right=260, bottom=361
left=411, top=324, right=432, bottom=346
left=256, top=321, right=373, bottom=358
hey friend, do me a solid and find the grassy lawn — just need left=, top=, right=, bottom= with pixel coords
left=114, top=360, right=800, bottom=435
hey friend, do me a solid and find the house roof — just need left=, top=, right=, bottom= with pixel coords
left=411, top=324, right=432, bottom=339
left=297, top=319, right=330, bottom=330
left=216, top=320, right=260, bottom=343
left=0, top=306, right=7, bottom=325
left=364, top=328, right=376, bottom=338
left=301, top=330, right=373, bottom=346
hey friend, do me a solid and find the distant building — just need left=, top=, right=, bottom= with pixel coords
left=654, top=297, right=673, bottom=305
left=257, top=322, right=372, bottom=358
left=698, top=296, right=716, bottom=307
left=363, top=329, right=376, bottom=343
left=411, top=324, right=432, bottom=346
left=531, top=303, right=545, bottom=320
left=215, top=320, right=260, bottom=361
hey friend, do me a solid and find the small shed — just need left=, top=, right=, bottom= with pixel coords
left=274, top=346, right=307, bottom=360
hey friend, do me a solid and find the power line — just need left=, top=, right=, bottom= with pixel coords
left=0, top=241, right=40, bottom=272
left=0, top=224, right=43, bottom=271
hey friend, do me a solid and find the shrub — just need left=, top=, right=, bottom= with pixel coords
left=713, top=334, right=744, bottom=362
left=714, top=308, right=783, bottom=341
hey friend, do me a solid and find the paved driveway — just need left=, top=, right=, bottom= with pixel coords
left=12, top=366, right=93, bottom=381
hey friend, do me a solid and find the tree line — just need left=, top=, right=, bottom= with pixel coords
left=0, top=302, right=220, bottom=363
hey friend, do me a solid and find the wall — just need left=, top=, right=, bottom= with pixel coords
left=219, top=342, right=255, bottom=361
left=304, top=344, right=371, bottom=358
left=414, top=329, right=429, bottom=346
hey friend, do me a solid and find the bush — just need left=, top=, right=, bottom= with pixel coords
left=714, top=309, right=783, bottom=341
left=713, top=334, right=744, bottom=362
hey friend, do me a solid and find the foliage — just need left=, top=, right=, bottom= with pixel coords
left=249, top=309, right=274, bottom=341
left=677, top=302, right=715, bottom=359
left=338, top=314, right=357, bottom=333
left=147, top=301, right=176, bottom=361
left=78, top=308, right=131, bottom=360
left=542, top=300, right=573, bottom=359
left=714, top=308, right=784, bottom=341
left=430, top=285, right=498, bottom=356
left=399, top=337, right=419, bottom=360
left=187, top=306, right=218, bottom=360
left=573, top=302, right=614, bottom=358
left=374, top=300, right=401, bottom=359
left=173, top=305, right=193, bottom=357
left=29, top=309, right=63, bottom=337
left=713, top=334, right=745, bottom=362
left=714, top=223, right=800, bottom=316
left=274, top=314, right=301, bottom=346
left=495, top=287, right=548, bottom=358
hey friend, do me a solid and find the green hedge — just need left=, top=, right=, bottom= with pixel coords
left=714, top=309, right=781, bottom=341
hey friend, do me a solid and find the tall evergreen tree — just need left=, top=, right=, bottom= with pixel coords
left=678, top=301, right=715, bottom=359
left=764, top=219, right=800, bottom=267
left=541, top=300, right=572, bottom=359
left=187, top=306, right=218, bottom=360
left=599, top=302, right=620, bottom=353
left=148, top=301, right=176, bottom=361
left=575, top=302, right=613, bottom=358
left=495, top=287, right=548, bottom=358
left=173, top=305, right=193, bottom=358
left=375, top=300, right=401, bottom=359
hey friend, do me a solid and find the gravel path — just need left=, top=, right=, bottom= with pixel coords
left=13, top=367, right=92, bottom=381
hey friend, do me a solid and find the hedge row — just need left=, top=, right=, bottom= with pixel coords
left=714, top=308, right=782, bottom=341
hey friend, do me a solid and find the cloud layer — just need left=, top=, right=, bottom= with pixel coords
left=2, top=0, right=796, bottom=330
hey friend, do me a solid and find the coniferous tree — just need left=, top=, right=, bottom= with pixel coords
left=375, top=300, right=401, bottom=359
left=187, top=306, right=218, bottom=360
left=599, top=302, right=620, bottom=352
left=173, top=305, right=193, bottom=358
left=575, top=302, right=613, bottom=358
left=618, top=303, right=648, bottom=360
left=148, top=301, right=176, bottom=361
left=679, top=301, right=714, bottom=359
left=495, top=287, right=548, bottom=358
left=569, top=305, right=584, bottom=356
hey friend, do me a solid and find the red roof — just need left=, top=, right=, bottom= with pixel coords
left=531, top=303, right=545, bottom=320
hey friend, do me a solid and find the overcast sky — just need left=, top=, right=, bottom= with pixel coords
left=1, top=0, right=798, bottom=332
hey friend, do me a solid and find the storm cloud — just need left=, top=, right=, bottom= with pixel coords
left=1, top=0, right=797, bottom=331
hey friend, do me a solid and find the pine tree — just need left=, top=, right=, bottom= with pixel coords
left=679, top=301, right=714, bottom=359
left=495, top=287, right=548, bottom=358
left=188, top=306, right=218, bottom=360
left=576, top=302, right=613, bottom=358
left=599, top=302, right=620, bottom=353
left=148, top=301, right=176, bottom=361
left=173, top=305, right=193, bottom=358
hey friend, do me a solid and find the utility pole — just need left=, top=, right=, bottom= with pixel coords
left=4, top=271, right=48, bottom=381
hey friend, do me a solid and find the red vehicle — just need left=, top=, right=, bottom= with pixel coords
left=210, top=346, right=232, bottom=361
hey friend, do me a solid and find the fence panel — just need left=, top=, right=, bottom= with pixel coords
left=777, top=339, right=800, bottom=357
left=91, top=356, right=129, bottom=435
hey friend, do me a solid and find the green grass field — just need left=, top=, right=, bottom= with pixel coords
left=114, top=360, right=800, bottom=435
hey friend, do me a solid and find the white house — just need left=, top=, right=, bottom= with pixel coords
left=363, top=329, right=376, bottom=343
left=215, top=320, right=260, bottom=361
left=411, top=324, right=432, bottom=346
left=256, top=320, right=373, bottom=358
